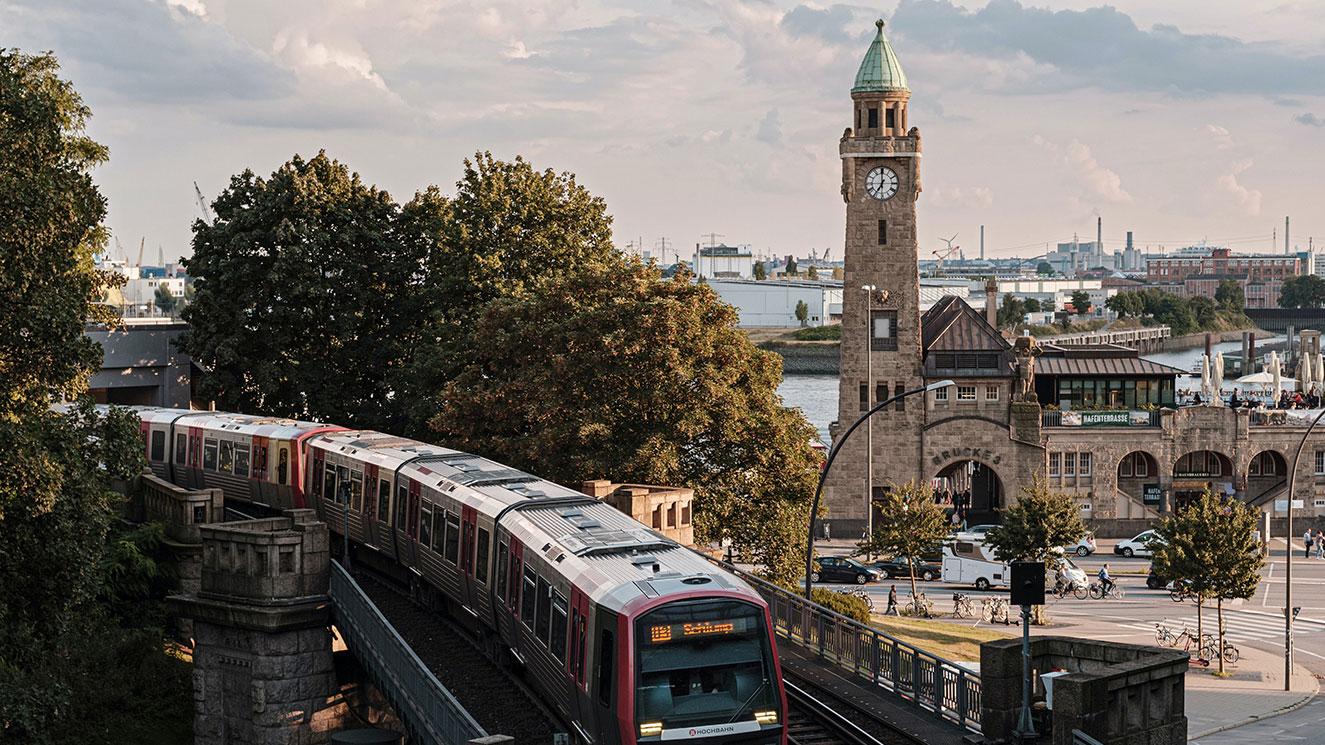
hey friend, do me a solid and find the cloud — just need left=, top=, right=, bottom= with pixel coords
left=504, top=40, right=535, bottom=60
left=1036, top=135, right=1131, bottom=204
left=892, top=0, right=1325, bottom=96
left=1296, top=112, right=1325, bottom=127
left=1216, top=159, right=1263, bottom=215
left=756, top=108, right=782, bottom=144
left=272, top=30, right=389, bottom=92
left=928, top=186, right=994, bottom=208
left=779, top=4, right=858, bottom=43
left=1206, top=124, right=1234, bottom=149
left=162, top=0, right=206, bottom=19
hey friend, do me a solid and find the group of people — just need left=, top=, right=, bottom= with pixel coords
left=1277, top=389, right=1322, bottom=410
left=936, top=488, right=973, bottom=530
left=1182, top=388, right=1322, bottom=410
left=1304, top=529, right=1325, bottom=559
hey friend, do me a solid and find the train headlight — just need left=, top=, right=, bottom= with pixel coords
left=754, top=709, right=779, bottom=725
left=639, top=722, right=663, bottom=737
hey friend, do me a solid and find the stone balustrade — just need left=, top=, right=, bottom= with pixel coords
left=139, top=473, right=224, bottom=544
left=981, top=636, right=1187, bottom=745
left=199, top=510, right=330, bottom=606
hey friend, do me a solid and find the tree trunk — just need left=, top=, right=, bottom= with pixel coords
left=1217, top=597, right=1225, bottom=675
left=908, top=559, right=918, bottom=609
left=1196, top=596, right=1203, bottom=659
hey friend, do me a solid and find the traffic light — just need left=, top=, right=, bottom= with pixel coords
left=1010, top=561, right=1045, bottom=606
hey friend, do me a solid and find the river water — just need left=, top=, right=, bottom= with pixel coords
left=776, top=335, right=1286, bottom=442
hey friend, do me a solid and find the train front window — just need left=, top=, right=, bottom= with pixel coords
left=635, top=600, right=778, bottom=733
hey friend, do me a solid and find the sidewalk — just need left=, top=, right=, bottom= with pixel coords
left=1183, top=643, right=1316, bottom=739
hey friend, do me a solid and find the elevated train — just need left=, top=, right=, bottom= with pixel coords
left=132, top=407, right=787, bottom=744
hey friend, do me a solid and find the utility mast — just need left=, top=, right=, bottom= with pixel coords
left=655, top=236, right=671, bottom=264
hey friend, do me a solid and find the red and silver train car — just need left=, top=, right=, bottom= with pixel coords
left=129, top=411, right=787, bottom=744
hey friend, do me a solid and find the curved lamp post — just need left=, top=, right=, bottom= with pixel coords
left=1285, top=406, right=1325, bottom=690
left=804, top=379, right=956, bottom=599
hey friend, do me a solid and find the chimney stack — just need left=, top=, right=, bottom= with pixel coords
left=985, top=278, right=999, bottom=327
left=980, top=224, right=985, bottom=261
left=1286, top=216, right=1291, bottom=254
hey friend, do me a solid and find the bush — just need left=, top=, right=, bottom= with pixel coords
left=786, top=325, right=842, bottom=341
left=810, top=588, right=872, bottom=623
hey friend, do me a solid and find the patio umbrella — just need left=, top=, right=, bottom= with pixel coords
left=1299, top=353, right=1312, bottom=393
left=1236, top=371, right=1275, bottom=384
left=1199, top=354, right=1211, bottom=402
left=1272, top=351, right=1282, bottom=395
left=1213, top=351, right=1225, bottom=405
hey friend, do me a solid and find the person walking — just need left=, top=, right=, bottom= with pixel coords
left=1307, top=528, right=1314, bottom=559
left=885, top=584, right=899, bottom=616
left=1315, top=530, right=1324, bottom=560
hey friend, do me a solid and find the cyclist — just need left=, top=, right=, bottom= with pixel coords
left=1054, top=561, right=1074, bottom=595
left=1098, top=563, right=1115, bottom=597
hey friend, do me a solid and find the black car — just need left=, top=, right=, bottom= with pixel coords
left=1146, top=566, right=1168, bottom=590
left=811, top=556, right=883, bottom=584
left=870, top=556, right=941, bottom=582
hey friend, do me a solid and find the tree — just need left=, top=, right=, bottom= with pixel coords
left=752, top=261, right=766, bottom=280
left=428, top=261, right=822, bottom=584
left=854, top=481, right=950, bottom=601
left=1189, top=296, right=1219, bottom=328
left=181, top=151, right=423, bottom=432
left=153, top=284, right=176, bottom=315
left=1023, top=297, right=1041, bottom=313
left=785, top=256, right=798, bottom=276
left=794, top=299, right=809, bottom=326
left=0, top=49, right=179, bottom=742
left=1152, top=490, right=1263, bottom=675
left=983, top=480, right=1087, bottom=564
left=996, top=294, right=1026, bottom=328
left=1215, top=279, right=1244, bottom=312
left=1036, top=261, right=1055, bottom=275
left=807, top=265, right=819, bottom=281
left=1070, top=290, right=1092, bottom=316
left=1279, top=275, right=1325, bottom=309
left=1105, top=291, right=1143, bottom=319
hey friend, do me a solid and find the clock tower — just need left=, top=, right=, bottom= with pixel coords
left=826, top=19, right=926, bottom=535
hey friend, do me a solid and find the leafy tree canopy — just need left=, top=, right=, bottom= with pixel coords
left=855, top=481, right=950, bottom=598
left=1036, top=261, right=1054, bottom=275
left=1279, top=275, right=1325, bottom=309
left=1070, top=290, right=1091, bottom=315
left=794, top=299, right=809, bottom=325
left=996, top=294, right=1026, bottom=328
left=984, top=478, right=1087, bottom=564
left=1215, top=279, right=1244, bottom=312
left=428, top=261, right=821, bottom=583
left=752, top=261, right=766, bottom=281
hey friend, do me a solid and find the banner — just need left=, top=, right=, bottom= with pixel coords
left=1057, top=410, right=1148, bottom=427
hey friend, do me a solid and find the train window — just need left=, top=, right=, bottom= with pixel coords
left=431, top=510, right=445, bottom=554
left=475, top=528, right=490, bottom=585
left=203, top=438, right=218, bottom=471
left=323, top=464, right=337, bottom=503
left=278, top=447, right=289, bottom=485
left=377, top=479, right=390, bottom=522
left=175, top=433, right=186, bottom=463
left=350, top=470, right=364, bottom=512
left=234, top=444, right=250, bottom=477
left=550, top=593, right=568, bottom=662
left=420, top=504, right=433, bottom=549
left=521, top=568, right=537, bottom=626
left=219, top=441, right=235, bottom=473
left=576, top=613, right=587, bottom=684
left=597, top=630, right=614, bottom=706
left=497, top=542, right=508, bottom=599
left=444, top=513, right=461, bottom=564
left=535, top=577, right=551, bottom=643
left=149, top=431, right=165, bottom=462
left=509, top=552, right=522, bottom=607
left=396, top=484, right=408, bottom=530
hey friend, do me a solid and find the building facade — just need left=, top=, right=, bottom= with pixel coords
left=822, top=21, right=1325, bottom=538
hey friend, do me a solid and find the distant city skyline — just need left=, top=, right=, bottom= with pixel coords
left=6, top=0, right=1325, bottom=264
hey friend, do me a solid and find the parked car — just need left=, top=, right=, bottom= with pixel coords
left=1115, top=530, right=1165, bottom=558
left=1066, top=533, right=1097, bottom=557
left=1146, top=566, right=1169, bottom=590
left=811, top=556, right=884, bottom=584
left=870, top=555, right=942, bottom=582
left=951, top=524, right=999, bottom=541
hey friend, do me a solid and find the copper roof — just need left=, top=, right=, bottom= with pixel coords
left=1036, top=356, right=1185, bottom=377
left=921, top=295, right=1009, bottom=354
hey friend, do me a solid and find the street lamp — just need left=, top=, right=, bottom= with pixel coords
left=862, top=285, right=876, bottom=555
left=804, top=379, right=956, bottom=599
left=1284, top=407, right=1325, bottom=690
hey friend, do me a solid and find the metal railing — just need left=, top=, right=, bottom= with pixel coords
left=1072, top=729, right=1104, bottom=745
left=726, top=565, right=981, bottom=734
left=329, top=562, right=487, bottom=745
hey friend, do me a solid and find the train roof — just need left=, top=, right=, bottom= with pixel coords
left=133, top=407, right=337, bottom=440
left=311, top=428, right=763, bottom=613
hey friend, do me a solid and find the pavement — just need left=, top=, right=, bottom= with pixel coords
left=811, top=535, right=1325, bottom=741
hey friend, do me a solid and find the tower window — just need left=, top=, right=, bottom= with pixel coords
left=870, top=310, right=897, bottom=351
left=886, top=108, right=896, bottom=129
left=867, top=107, right=878, bottom=129
left=876, top=383, right=887, bottom=411
left=894, top=382, right=905, bottom=411
left=878, top=220, right=887, bottom=246
left=859, top=383, right=869, bottom=412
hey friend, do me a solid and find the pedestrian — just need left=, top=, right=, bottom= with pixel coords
left=1316, top=531, right=1324, bottom=560
left=886, top=584, right=899, bottom=616
left=1306, top=528, right=1314, bottom=559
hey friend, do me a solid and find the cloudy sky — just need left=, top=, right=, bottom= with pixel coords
left=6, top=0, right=1325, bottom=263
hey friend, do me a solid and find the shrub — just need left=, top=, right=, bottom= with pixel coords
left=810, top=588, right=872, bottom=623
left=786, top=325, right=842, bottom=341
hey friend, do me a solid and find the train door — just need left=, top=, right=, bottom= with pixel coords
left=363, top=464, right=379, bottom=548
left=592, top=606, right=621, bottom=745
left=460, top=505, right=477, bottom=608
left=188, top=426, right=204, bottom=489
left=505, top=539, right=524, bottom=644
left=250, top=435, right=269, bottom=505
left=311, top=448, right=326, bottom=512
left=376, top=473, right=394, bottom=559
left=402, top=479, right=420, bottom=567
left=568, top=588, right=591, bottom=732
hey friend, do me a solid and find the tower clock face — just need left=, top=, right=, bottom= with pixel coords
left=865, top=166, right=899, bottom=201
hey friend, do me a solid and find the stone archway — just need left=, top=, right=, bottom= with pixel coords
left=1172, top=450, right=1235, bottom=510
left=1246, top=449, right=1288, bottom=504
left=1117, top=450, right=1161, bottom=509
left=933, top=459, right=1005, bottom=526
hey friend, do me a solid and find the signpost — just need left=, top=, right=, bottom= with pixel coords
left=1011, top=561, right=1045, bottom=742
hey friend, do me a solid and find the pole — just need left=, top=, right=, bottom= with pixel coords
left=1285, top=407, right=1325, bottom=689
left=804, top=380, right=954, bottom=599
left=1015, top=604, right=1036, bottom=741
left=865, top=286, right=875, bottom=553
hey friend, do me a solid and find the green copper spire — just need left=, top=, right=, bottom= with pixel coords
left=852, top=19, right=908, bottom=94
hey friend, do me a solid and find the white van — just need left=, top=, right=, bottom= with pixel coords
left=942, top=540, right=1009, bottom=590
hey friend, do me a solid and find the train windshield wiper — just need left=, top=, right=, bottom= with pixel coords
left=726, top=678, right=769, bottom=724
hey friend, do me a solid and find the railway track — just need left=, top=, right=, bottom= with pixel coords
left=785, top=678, right=911, bottom=745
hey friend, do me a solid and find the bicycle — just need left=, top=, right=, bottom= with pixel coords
left=1087, top=581, right=1125, bottom=600
left=904, top=592, right=933, bottom=618
left=980, top=597, right=1012, bottom=625
left=836, top=587, right=875, bottom=613
left=951, top=592, right=975, bottom=619
left=1154, top=620, right=1183, bottom=647
left=1198, top=635, right=1240, bottom=665
left=1053, top=580, right=1089, bottom=600
left=1169, top=580, right=1193, bottom=603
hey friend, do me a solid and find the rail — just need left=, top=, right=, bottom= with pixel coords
left=784, top=679, right=889, bottom=745
left=329, top=562, right=487, bottom=745
left=726, top=564, right=981, bottom=734
left=1072, top=729, right=1104, bottom=745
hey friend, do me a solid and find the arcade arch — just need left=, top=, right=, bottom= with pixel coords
left=933, top=460, right=1005, bottom=526
left=1171, top=450, right=1235, bottom=510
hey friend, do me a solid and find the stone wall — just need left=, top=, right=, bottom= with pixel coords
left=981, top=636, right=1187, bottom=745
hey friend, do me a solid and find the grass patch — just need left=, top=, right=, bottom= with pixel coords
left=869, top=615, right=1012, bottom=662
left=783, top=325, right=842, bottom=341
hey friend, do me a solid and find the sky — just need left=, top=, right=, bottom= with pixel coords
left=5, top=0, right=1325, bottom=264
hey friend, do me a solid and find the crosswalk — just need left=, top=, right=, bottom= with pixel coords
left=1117, top=608, right=1325, bottom=643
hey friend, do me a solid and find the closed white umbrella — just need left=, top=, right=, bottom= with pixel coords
left=1272, top=351, right=1282, bottom=395
left=1316, top=353, right=1325, bottom=395
left=1299, top=353, right=1312, bottom=393
left=1216, top=351, right=1227, bottom=405
left=1200, top=354, right=1211, bottom=403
